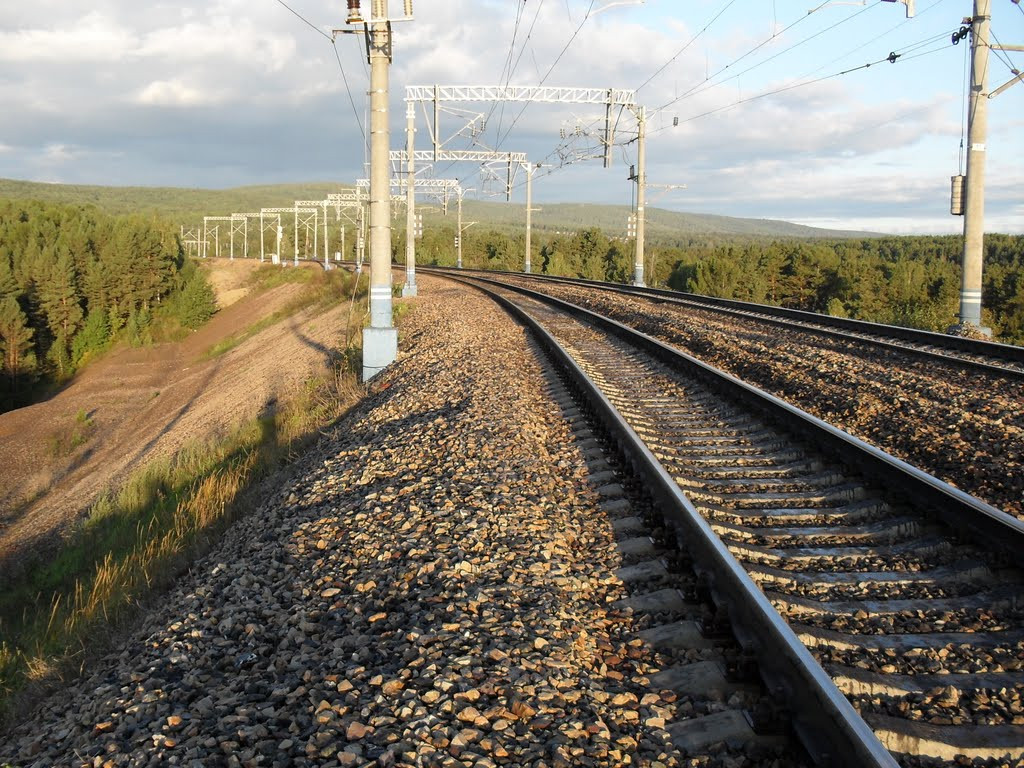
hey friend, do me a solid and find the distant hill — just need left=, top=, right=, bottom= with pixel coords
left=0, top=178, right=882, bottom=241
left=0, top=179, right=343, bottom=223
left=451, top=200, right=883, bottom=240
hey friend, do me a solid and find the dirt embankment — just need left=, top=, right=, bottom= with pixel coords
left=0, top=259, right=355, bottom=580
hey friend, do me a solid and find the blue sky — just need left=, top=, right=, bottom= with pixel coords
left=0, top=0, right=1020, bottom=234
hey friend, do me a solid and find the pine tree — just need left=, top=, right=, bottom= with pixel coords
left=178, top=272, right=218, bottom=329
left=0, top=255, right=18, bottom=302
left=39, top=252, right=84, bottom=373
left=71, top=309, right=110, bottom=366
left=0, top=297, right=34, bottom=380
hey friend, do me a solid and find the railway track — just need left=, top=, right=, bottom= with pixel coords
left=417, top=266, right=1024, bottom=522
left=454, top=268, right=1024, bottom=380
left=450, top=273, right=1024, bottom=767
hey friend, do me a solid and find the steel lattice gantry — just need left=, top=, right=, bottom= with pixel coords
left=357, top=176, right=462, bottom=295
left=405, top=84, right=653, bottom=285
left=260, top=207, right=318, bottom=266
left=230, top=213, right=264, bottom=260
left=404, top=85, right=636, bottom=105
left=202, top=216, right=234, bottom=259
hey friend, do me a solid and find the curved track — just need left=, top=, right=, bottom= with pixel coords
left=419, top=267, right=1024, bottom=521
left=449, top=273, right=1024, bottom=768
left=450, top=268, right=1024, bottom=380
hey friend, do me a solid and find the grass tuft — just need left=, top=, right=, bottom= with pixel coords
left=45, top=409, right=95, bottom=458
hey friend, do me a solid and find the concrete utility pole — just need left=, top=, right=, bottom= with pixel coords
left=455, top=187, right=476, bottom=269
left=525, top=164, right=534, bottom=274
left=365, top=0, right=395, bottom=378
left=403, top=102, right=417, bottom=297
left=358, top=201, right=366, bottom=273
left=631, top=106, right=647, bottom=287
left=336, top=0, right=413, bottom=380
left=956, top=0, right=991, bottom=333
left=956, top=0, right=992, bottom=331
left=457, top=190, right=464, bottom=269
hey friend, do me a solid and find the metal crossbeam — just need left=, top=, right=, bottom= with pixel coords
left=405, top=85, right=636, bottom=106
left=356, top=178, right=460, bottom=191
left=390, top=149, right=527, bottom=164
left=327, top=190, right=366, bottom=203
left=328, top=191, right=405, bottom=204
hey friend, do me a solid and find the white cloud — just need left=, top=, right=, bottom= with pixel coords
left=0, top=0, right=1018, bottom=234
left=42, top=143, right=79, bottom=164
left=0, top=11, right=135, bottom=63
left=136, top=79, right=214, bottom=107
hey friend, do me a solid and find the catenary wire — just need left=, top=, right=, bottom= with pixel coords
left=658, top=2, right=878, bottom=113
left=799, top=0, right=949, bottom=78
left=636, top=0, right=740, bottom=92
left=272, top=0, right=366, bottom=147
left=650, top=44, right=948, bottom=134
left=490, top=2, right=528, bottom=144
left=333, top=43, right=367, bottom=146
left=989, top=26, right=1022, bottom=73
left=653, top=2, right=826, bottom=112
left=495, top=0, right=597, bottom=149
left=274, top=0, right=332, bottom=40
left=960, top=29, right=969, bottom=174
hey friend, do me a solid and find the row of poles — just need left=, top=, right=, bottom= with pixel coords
left=186, top=200, right=367, bottom=269
left=185, top=0, right=1009, bottom=380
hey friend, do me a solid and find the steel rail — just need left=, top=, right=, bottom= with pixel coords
left=432, top=266, right=1024, bottom=379
left=447, top=273, right=900, bottom=768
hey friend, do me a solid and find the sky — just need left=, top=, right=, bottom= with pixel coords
left=0, top=0, right=1020, bottom=234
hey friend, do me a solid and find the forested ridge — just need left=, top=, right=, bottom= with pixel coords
left=0, top=199, right=216, bottom=412
left=410, top=226, right=1024, bottom=343
left=2, top=193, right=1021, bottom=417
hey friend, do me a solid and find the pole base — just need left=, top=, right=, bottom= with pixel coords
left=402, top=282, right=418, bottom=297
left=362, top=326, right=398, bottom=382
left=947, top=322, right=993, bottom=339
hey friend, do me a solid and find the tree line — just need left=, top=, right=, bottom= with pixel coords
left=0, top=199, right=216, bottom=412
left=403, top=226, right=1024, bottom=343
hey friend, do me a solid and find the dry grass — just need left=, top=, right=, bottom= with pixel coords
left=0, top=304, right=366, bottom=723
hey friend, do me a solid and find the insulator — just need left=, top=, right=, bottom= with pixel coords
left=404, top=0, right=413, bottom=16
left=950, top=175, right=966, bottom=216
left=346, top=0, right=364, bottom=24
left=560, top=128, right=566, bottom=139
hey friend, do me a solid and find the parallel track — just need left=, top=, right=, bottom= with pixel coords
left=434, top=267, right=1024, bottom=380
left=451, top=273, right=1024, bottom=767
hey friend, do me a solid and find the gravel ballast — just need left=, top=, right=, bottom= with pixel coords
left=0, top=276, right=724, bottom=768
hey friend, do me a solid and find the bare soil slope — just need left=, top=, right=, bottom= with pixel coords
left=0, top=259, right=354, bottom=578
